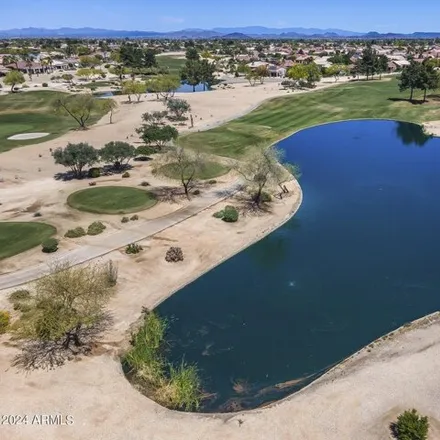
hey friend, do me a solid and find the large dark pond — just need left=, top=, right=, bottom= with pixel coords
left=157, top=120, right=440, bottom=412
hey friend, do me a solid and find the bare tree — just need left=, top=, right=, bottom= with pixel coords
left=154, top=145, right=205, bottom=199
left=13, top=261, right=116, bottom=369
left=233, top=145, right=300, bottom=206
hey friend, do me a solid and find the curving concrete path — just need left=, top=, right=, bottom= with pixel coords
left=0, top=183, right=241, bottom=291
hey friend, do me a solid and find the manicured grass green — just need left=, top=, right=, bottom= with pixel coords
left=67, top=186, right=157, bottom=214
left=157, top=56, right=186, bottom=75
left=159, top=161, right=230, bottom=180
left=180, top=78, right=440, bottom=158
left=0, top=222, right=56, bottom=260
left=0, top=91, right=108, bottom=152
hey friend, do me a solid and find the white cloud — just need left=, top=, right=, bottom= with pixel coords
left=161, top=16, right=185, bottom=24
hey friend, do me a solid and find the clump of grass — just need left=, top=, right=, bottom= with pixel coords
left=161, top=361, right=202, bottom=411
left=124, top=311, right=203, bottom=411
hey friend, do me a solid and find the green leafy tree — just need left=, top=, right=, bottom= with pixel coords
left=305, top=62, right=322, bottom=86
left=166, top=98, right=191, bottom=120
left=255, top=65, right=270, bottom=84
left=181, top=59, right=202, bottom=92
left=53, top=142, right=99, bottom=178
left=199, top=59, right=217, bottom=89
left=147, top=75, right=181, bottom=101
left=100, top=141, right=136, bottom=169
left=4, top=70, right=25, bottom=92
left=137, top=125, right=178, bottom=149
left=326, top=64, right=349, bottom=82
left=123, top=80, right=147, bottom=102
left=185, top=47, right=200, bottom=61
left=54, top=93, right=101, bottom=129
left=399, top=61, right=424, bottom=101
left=287, top=64, right=308, bottom=85
left=420, top=63, right=440, bottom=101
left=393, top=409, right=429, bottom=440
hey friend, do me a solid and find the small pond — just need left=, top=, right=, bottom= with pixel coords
left=156, top=120, right=440, bottom=412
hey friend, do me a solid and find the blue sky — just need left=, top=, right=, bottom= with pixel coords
left=2, top=0, right=440, bottom=33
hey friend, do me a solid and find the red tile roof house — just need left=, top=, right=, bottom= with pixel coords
left=6, top=61, right=44, bottom=74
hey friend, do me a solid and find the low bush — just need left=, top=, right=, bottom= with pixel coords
left=88, top=167, right=101, bottom=178
left=0, top=311, right=10, bottom=334
left=222, top=205, right=238, bottom=223
left=87, top=221, right=106, bottom=236
left=393, top=409, right=429, bottom=440
left=42, top=82, right=48, bottom=87
left=140, top=181, right=150, bottom=187
left=41, top=238, right=59, bottom=253
left=193, top=189, right=201, bottom=195
left=130, top=214, right=139, bottom=221
left=121, top=216, right=129, bottom=223
left=213, top=210, right=224, bottom=219
left=165, top=247, right=184, bottom=262
left=125, top=243, right=143, bottom=254
left=122, top=171, right=130, bottom=178
left=64, top=227, right=86, bottom=238
left=89, top=181, right=97, bottom=186
left=208, top=179, right=217, bottom=185
left=33, top=212, right=42, bottom=217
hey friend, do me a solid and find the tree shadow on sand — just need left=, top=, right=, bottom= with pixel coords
left=12, top=313, right=113, bottom=371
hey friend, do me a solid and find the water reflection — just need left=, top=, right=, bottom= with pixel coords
left=395, top=121, right=431, bottom=147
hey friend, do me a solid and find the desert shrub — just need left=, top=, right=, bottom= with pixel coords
left=87, top=221, right=106, bottom=236
left=33, top=212, right=42, bottom=217
left=125, top=243, right=143, bottom=254
left=104, top=260, right=118, bottom=286
left=0, top=311, right=10, bottom=334
left=89, top=181, right=97, bottom=186
left=64, top=227, right=86, bottom=238
left=393, top=409, right=429, bottom=440
left=122, top=171, right=130, bottom=178
left=88, top=167, right=101, bottom=178
left=9, top=289, right=30, bottom=303
left=42, top=82, right=48, bottom=87
left=193, top=189, right=201, bottom=195
left=208, top=179, right=217, bottom=185
left=252, top=190, right=272, bottom=203
left=222, top=205, right=238, bottom=223
left=165, top=247, right=184, bottom=262
left=130, top=214, right=139, bottom=221
left=140, top=181, right=150, bottom=187
left=121, top=216, right=129, bottom=223
left=213, top=210, right=224, bottom=219
left=22, top=84, right=29, bottom=88
left=41, top=238, right=59, bottom=253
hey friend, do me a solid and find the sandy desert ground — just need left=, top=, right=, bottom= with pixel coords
left=1, top=75, right=440, bottom=439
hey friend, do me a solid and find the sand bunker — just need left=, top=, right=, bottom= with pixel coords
left=7, top=132, right=50, bottom=141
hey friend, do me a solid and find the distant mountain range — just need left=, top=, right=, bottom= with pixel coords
left=1, top=26, right=440, bottom=39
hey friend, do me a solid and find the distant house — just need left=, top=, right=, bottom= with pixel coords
left=268, top=64, right=286, bottom=78
left=6, top=61, right=44, bottom=74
